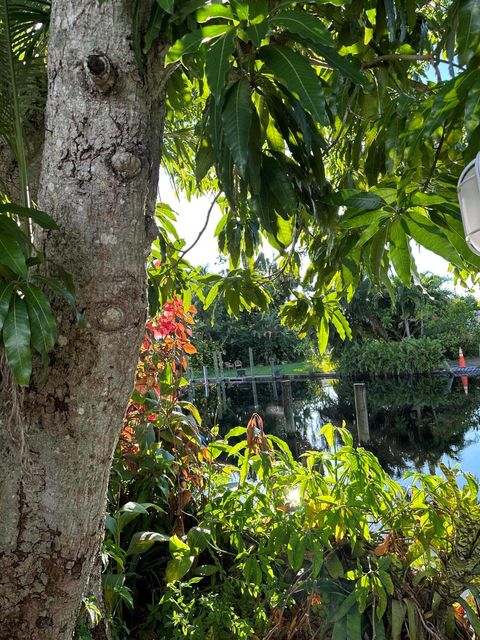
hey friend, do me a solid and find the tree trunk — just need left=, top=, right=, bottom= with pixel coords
left=0, top=0, right=166, bottom=636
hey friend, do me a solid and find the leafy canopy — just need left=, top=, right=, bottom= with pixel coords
left=1, top=0, right=480, bottom=383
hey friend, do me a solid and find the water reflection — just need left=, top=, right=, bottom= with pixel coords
left=194, top=376, right=480, bottom=478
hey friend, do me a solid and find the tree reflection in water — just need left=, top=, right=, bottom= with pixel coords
left=194, top=376, right=480, bottom=478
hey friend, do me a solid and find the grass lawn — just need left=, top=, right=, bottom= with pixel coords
left=191, top=360, right=318, bottom=379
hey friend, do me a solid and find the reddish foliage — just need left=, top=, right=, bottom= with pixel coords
left=119, top=297, right=197, bottom=465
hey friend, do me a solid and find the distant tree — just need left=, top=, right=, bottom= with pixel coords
left=335, top=275, right=480, bottom=357
left=192, top=255, right=312, bottom=367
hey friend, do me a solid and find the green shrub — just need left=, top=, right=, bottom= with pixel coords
left=97, top=425, right=480, bottom=639
left=338, top=337, right=444, bottom=377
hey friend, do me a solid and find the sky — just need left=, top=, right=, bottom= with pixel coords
left=159, top=174, right=458, bottom=285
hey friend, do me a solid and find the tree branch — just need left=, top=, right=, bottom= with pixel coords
left=362, top=54, right=434, bottom=68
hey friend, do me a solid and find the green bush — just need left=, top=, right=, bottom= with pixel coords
left=95, top=424, right=480, bottom=639
left=338, top=337, right=444, bottom=377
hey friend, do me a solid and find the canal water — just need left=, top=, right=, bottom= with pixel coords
left=194, top=376, right=480, bottom=479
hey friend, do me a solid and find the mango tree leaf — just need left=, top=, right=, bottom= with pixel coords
left=126, top=531, right=170, bottom=555
left=389, top=220, right=411, bottom=285
left=0, top=282, right=13, bottom=332
left=262, top=155, right=297, bottom=216
left=24, top=283, right=57, bottom=354
left=245, top=21, right=268, bottom=47
left=270, top=9, right=335, bottom=48
left=404, top=211, right=461, bottom=265
left=0, top=203, right=59, bottom=230
left=3, top=294, right=32, bottom=386
left=391, top=599, right=406, bottom=640
left=221, top=78, right=253, bottom=175
left=157, top=0, right=174, bottom=14
left=32, top=275, right=76, bottom=306
left=206, top=28, right=236, bottom=103
left=346, top=608, right=362, bottom=639
left=196, top=4, right=234, bottom=22
left=259, top=45, right=327, bottom=125
left=287, top=531, right=307, bottom=572
left=167, top=25, right=232, bottom=63
left=0, top=216, right=31, bottom=252
left=457, top=0, right=480, bottom=65
left=165, top=555, right=194, bottom=583
left=315, top=43, right=366, bottom=85
left=318, top=315, right=329, bottom=354
left=0, top=233, right=27, bottom=279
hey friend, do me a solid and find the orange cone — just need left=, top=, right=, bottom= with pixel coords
left=459, top=348, right=469, bottom=395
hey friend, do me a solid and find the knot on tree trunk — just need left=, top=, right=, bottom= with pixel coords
left=110, top=150, right=142, bottom=179
left=85, top=53, right=116, bottom=92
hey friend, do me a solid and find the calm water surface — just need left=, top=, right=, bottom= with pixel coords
left=194, top=376, right=480, bottom=479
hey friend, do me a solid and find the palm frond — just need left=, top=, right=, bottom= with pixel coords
left=0, top=0, right=50, bottom=205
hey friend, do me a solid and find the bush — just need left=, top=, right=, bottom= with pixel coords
left=96, top=423, right=480, bottom=639
left=338, top=337, right=444, bottom=377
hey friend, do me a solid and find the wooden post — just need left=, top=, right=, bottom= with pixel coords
left=203, top=365, right=209, bottom=398
left=218, top=352, right=224, bottom=379
left=249, top=347, right=259, bottom=407
left=271, top=357, right=278, bottom=399
left=282, top=380, right=295, bottom=436
left=270, top=357, right=276, bottom=378
left=354, top=383, right=370, bottom=443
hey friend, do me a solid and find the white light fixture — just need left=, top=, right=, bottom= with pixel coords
left=458, top=152, right=480, bottom=255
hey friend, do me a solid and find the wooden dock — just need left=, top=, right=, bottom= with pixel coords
left=191, top=366, right=480, bottom=385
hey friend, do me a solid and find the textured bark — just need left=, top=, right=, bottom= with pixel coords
left=0, top=0, right=166, bottom=636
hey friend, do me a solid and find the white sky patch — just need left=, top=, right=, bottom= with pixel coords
left=158, top=173, right=477, bottom=298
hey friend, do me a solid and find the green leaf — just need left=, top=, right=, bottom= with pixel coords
left=186, top=526, right=211, bottom=553
left=260, top=45, right=327, bottom=125
left=24, top=283, right=57, bottom=354
left=157, top=0, right=174, bottom=14
left=166, top=30, right=204, bottom=63
left=0, top=203, right=59, bottom=230
left=0, top=215, right=30, bottom=251
left=269, top=9, right=335, bottom=49
left=231, top=0, right=249, bottom=20
left=318, top=315, right=329, bottom=354
left=457, top=0, right=480, bottom=65
left=331, top=591, right=357, bottom=622
left=457, top=597, right=480, bottom=636
left=169, top=534, right=190, bottom=554
left=389, top=220, right=411, bottom=285
left=327, top=190, right=386, bottom=210
left=0, top=282, right=13, bottom=332
left=391, top=599, right=406, bottom=640
left=167, top=25, right=233, bottom=63
left=313, top=43, right=366, bottom=86
left=165, top=556, right=194, bottom=583
left=404, top=599, right=417, bottom=639
left=262, top=155, right=297, bottom=216
left=205, top=28, right=236, bottom=103
left=332, top=618, right=347, bottom=640
left=325, top=552, right=344, bottom=578
left=196, top=4, right=234, bottom=22
left=245, top=21, right=268, bottom=47
left=127, top=531, right=169, bottom=555
left=221, top=78, right=253, bottom=175
left=0, top=233, right=27, bottom=278
left=32, top=275, right=76, bottom=306
left=346, top=608, right=361, bottom=639
left=287, top=531, right=307, bottom=572
left=404, top=211, right=461, bottom=265
left=3, top=294, right=32, bottom=386
left=320, top=423, right=335, bottom=448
